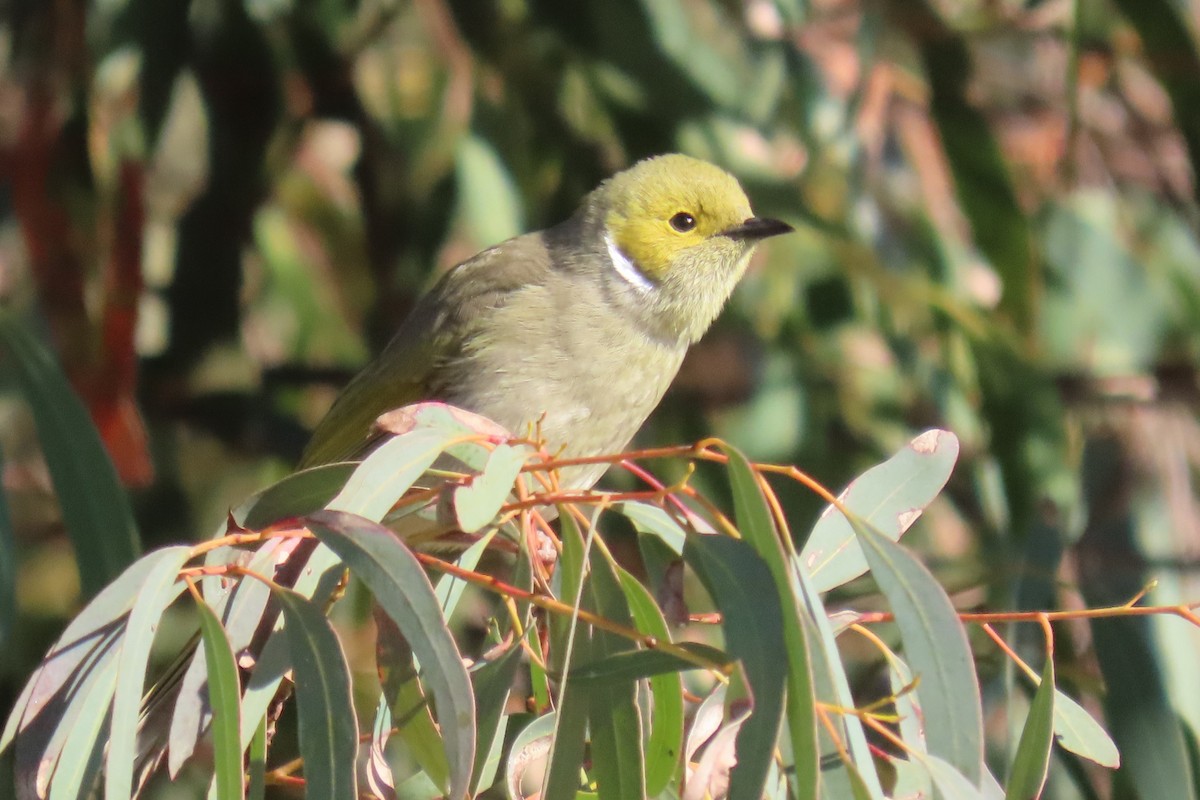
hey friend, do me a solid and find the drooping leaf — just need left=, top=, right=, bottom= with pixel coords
left=305, top=510, right=476, bottom=800
left=615, top=569, right=684, bottom=795
left=0, top=312, right=141, bottom=598
left=104, top=546, right=193, bottom=799
left=800, top=429, right=959, bottom=593
left=793, top=563, right=886, bottom=799
left=275, top=587, right=359, bottom=799
left=326, top=427, right=457, bottom=522
left=683, top=534, right=787, bottom=799
left=583, top=550, right=645, bottom=800
left=854, top=520, right=984, bottom=785
left=192, top=588, right=245, bottom=800
left=236, top=463, right=358, bottom=530
left=1006, top=655, right=1055, bottom=800
left=454, top=444, right=527, bottom=533
left=718, top=444, right=819, bottom=798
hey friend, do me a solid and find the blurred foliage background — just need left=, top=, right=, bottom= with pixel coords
left=2, top=0, right=1200, bottom=796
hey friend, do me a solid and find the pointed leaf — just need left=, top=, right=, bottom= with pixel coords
left=0, top=312, right=141, bottom=598
left=1006, top=656, right=1055, bottom=800
left=104, top=546, right=192, bottom=799
left=305, top=510, right=475, bottom=800
left=275, top=587, right=359, bottom=798
left=1052, top=688, right=1119, bottom=768
left=192, top=588, right=244, bottom=800
left=801, top=430, right=958, bottom=593
left=719, top=445, right=819, bottom=798
left=855, top=521, right=984, bottom=784
left=683, top=535, right=787, bottom=799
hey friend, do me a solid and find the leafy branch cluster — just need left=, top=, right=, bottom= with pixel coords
left=5, top=401, right=1167, bottom=800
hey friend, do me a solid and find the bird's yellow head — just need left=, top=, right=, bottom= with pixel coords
left=591, top=154, right=791, bottom=341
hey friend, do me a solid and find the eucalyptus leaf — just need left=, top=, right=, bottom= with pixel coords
left=800, top=429, right=959, bottom=594
left=1006, top=656, right=1054, bottom=800
left=0, top=312, right=141, bottom=598
left=719, top=444, right=819, bottom=798
left=683, top=534, right=787, bottom=799
left=305, top=510, right=476, bottom=800
left=854, top=520, right=984, bottom=785
left=192, top=589, right=244, bottom=800
left=275, top=587, right=359, bottom=799
left=104, top=546, right=193, bottom=799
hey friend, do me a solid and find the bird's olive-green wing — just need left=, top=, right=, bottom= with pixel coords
left=297, top=231, right=557, bottom=467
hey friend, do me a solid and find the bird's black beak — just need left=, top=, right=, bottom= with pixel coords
left=722, top=217, right=794, bottom=241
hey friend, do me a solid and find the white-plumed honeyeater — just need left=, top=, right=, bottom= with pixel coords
left=301, top=153, right=792, bottom=485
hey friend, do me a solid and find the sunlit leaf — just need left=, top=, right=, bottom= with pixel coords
left=854, top=520, right=984, bottom=785
left=718, top=444, right=819, bottom=797
left=275, top=587, right=358, bottom=798
left=104, top=546, right=192, bottom=799
left=1006, top=656, right=1055, bottom=800
left=801, top=429, right=959, bottom=593
left=683, top=534, right=787, bottom=798
left=192, top=587, right=244, bottom=800
left=305, top=510, right=475, bottom=799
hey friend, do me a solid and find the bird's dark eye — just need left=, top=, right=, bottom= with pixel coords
left=669, top=212, right=697, bottom=232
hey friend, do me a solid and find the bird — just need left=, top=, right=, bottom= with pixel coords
left=300, top=153, right=792, bottom=488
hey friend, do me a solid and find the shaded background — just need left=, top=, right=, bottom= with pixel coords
left=2, top=0, right=1200, bottom=797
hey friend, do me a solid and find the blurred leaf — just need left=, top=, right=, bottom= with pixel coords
left=854, top=519, right=984, bottom=785
left=506, top=712, right=558, bottom=800
left=583, top=549, right=645, bottom=800
left=802, top=429, right=959, bottom=593
left=0, top=445, right=15, bottom=646
left=4, top=550, right=183, bottom=796
left=275, top=587, right=359, bottom=799
left=904, top=1, right=1037, bottom=330
left=683, top=534, right=787, bottom=799
left=327, top=427, right=457, bottom=522
left=1090, top=614, right=1197, bottom=799
left=237, top=463, right=358, bottom=530
left=453, top=444, right=528, bottom=533
left=191, top=587, right=244, bottom=800
left=616, top=501, right=689, bottom=553
left=1006, top=656, right=1055, bottom=800
left=305, top=510, right=476, bottom=799
left=247, top=717, right=266, bottom=800
left=1112, top=0, right=1200, bottom=205
left=570, top=640, right=728, bottom=682
left=1052, top=688, right=1120, bottom=768
left=365, top=696, right=396, bottom=800
left=104, top=546, right=192, bottom=799
left=615, top=569, right=684, bottom=795
left=925, top=754, right=985, bottom=800
left=470, top=644, right=524, bottom=795
left=0, top=312, right=141, bottom=598
left=718, top=445, right=819, bottom=798
left=456, top=135, right=524, bottom=248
